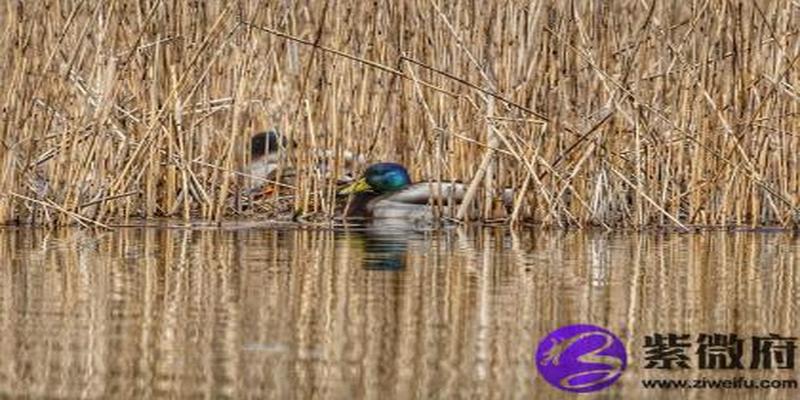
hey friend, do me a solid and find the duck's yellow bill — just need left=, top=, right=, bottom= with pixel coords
left=338, top=178, right=371, bottom=195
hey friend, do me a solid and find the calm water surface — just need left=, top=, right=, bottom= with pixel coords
left=0, top=226, right=797, bottom=399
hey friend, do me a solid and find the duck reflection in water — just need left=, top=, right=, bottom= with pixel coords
left=339, top=223, right=429, bottom=271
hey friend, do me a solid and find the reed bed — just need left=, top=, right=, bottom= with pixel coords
left=0, top=0, right=798, bottom=229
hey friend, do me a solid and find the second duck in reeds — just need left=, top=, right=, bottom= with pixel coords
left=248, top=130, right=288, bottom=179
left=338, top=162, right=510, bottom=221
left=246, top=129, right=366, bottom=196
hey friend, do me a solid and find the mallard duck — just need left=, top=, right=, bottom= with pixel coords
left=247, top=130, right=287, bottom=181
left=246, top=130, right=365, bottom=196
left=338, top=162, right=483, bottom=221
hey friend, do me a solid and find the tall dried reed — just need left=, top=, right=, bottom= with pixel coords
left=0, top=1, right=798, bottom=229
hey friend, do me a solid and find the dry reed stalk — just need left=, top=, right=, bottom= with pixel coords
left=402, top=54, right=447, bottom=221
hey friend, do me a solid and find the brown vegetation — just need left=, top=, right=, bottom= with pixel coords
left=0, top=1, right=798, bottom=229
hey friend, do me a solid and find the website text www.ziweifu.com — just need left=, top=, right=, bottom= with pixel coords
left=641, top=377, right=798, bottom=390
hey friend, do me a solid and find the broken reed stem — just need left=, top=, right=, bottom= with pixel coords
left=606, top=164, right=689, bottom=232
left=8, top=192, right=109, bottom=229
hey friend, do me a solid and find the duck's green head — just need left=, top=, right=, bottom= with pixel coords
left=339, top=162, right=412, bottom=195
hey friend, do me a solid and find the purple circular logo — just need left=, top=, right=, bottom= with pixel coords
left=535, top=324, right=627, bottom=393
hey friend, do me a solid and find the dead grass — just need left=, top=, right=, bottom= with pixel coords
left=0, top=1, right=798, bottom=229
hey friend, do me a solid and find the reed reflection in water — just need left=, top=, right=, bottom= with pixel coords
left=0, top=227, right=796, bottom=399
